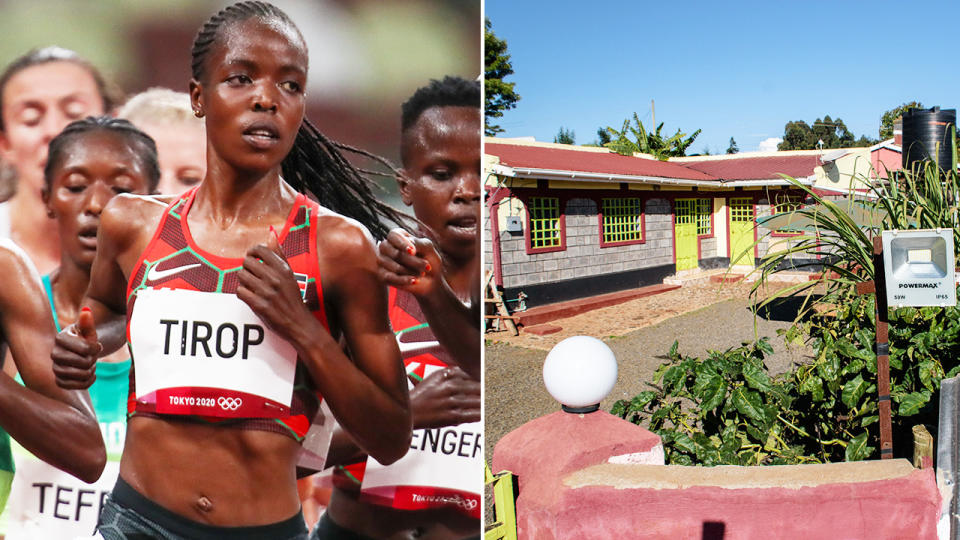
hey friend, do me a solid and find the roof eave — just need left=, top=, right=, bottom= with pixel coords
left=721, top=176, right=816, bottom=187
left=508, top=166, right=715, bottom=186
left=489, top=165, right=816, bottom=189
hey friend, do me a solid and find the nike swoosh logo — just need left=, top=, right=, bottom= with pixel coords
left=146, top=263, right=201, bottom=283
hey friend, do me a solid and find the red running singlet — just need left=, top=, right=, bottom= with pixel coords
left=125, top=187, right=328, bottom=441
left=334, top=288, right=481, bottom=518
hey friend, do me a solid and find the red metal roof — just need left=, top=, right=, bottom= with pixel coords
left=679, top=154, right=820, bottom=181
left=486, top=142, right=718, bottom=181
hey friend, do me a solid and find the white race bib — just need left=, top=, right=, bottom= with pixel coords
left=4, top=458, right=119, bottom=540
left=361, top=363, right=481, bottom=517
left=297, top=400, right=334, bottom=471
left=129, top=288, right=297, bottom=418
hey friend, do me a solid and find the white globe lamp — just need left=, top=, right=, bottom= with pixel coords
left=543, top=336, right=618, bottom=413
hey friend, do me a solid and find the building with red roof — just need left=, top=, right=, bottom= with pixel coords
left=485, top=138, right=900, bottom=311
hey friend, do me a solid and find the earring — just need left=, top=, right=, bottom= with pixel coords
left=194, top=109, right=204, bottom=118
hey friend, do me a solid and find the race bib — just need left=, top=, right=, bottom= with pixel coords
left=361, top=363, right=481, bottom=518
left=4, top=458, right=119, bottom=540
left=297, top=400, right=335, bottom=471
left=129, top=288, right=297, bottom=418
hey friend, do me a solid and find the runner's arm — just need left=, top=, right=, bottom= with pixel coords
left=324, top=367, right=480, bottom=467
left=52, top=196, right=144, bottom=388
left=377, top=231, right=480, bottom=380
left=238, top=220, right=412, bottom=465
left=0, top=240, right=106, bottom=483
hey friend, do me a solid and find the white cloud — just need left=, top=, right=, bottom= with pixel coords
left=758, top=137, right=782, bottom=152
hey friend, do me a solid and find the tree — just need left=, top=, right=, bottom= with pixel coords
left=879, top=101, right=923, bottom=140
left=726, top=137, right=739, bottom=154
left=604, top=112, right=701, bottom=160
left=484, top=18, right=520, bottom=136
left=554, top=126, right=575, bottom=145
left=595, top=127, right=611, bottom=146
left=778, top=115, right=875, bottom=150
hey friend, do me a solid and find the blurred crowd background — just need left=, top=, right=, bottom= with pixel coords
left=0, top=0, right=481, bottom=204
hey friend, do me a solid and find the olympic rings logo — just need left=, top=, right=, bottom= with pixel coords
left=413, top=493, right=478, bottom=510
left=218, top=397, right=243, bottom=411
left=457, top=497, right=479, bottom=511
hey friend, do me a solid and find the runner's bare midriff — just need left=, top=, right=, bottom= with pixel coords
left=119, top=415, right=301, bottom=526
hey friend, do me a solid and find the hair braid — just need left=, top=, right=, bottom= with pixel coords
left=401, top=76, right=481, bottom=133
left=191, top=2, right=290, bottom=82
left=190, top=1, right=411, bottom=238
left=281, top=119, right=410, bottom=239
left=44, top=116, right=160, bottom=192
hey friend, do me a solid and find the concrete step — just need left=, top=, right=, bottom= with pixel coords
left=711, top=273, right=744, bottom=284
left=516, top=283, right=680, bottom=329
left=663, top=268, right=734, bottom=286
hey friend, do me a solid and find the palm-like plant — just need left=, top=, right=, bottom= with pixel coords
left=751, top=128, right=959, bottom=316
left=604, top=112, right=701, bottom=161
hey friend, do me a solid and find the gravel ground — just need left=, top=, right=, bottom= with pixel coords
left=484, top=285, right=815, bottom=465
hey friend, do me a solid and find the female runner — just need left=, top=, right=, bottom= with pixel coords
left=52, top=2, right=412, bottom=538
left=117, top=88, right=207, bottom=195
left=322, top=76, right=482, bottom=540
left=0, top=47, right=117, bottom=273
left=4, top=116, right=158, bottom=538
left=0, top=50, right=114, bottom=515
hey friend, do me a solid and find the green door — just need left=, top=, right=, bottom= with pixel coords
left=729, top=198, right=755, bottom=267
left=674, top=199, right=698, bottom=271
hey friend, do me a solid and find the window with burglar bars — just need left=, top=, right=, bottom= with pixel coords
left=675, top=199, right=696, bottom=225
left=528, top=197, right=561, bottom=249
left=696, top=198, right=712, bottom=235
left=774, top=194, right=802, bottom=214
left=730, top=198, right=754, bottom=222
left=602, top=198, right=642, bottom=243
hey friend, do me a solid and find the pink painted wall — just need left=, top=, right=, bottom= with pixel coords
left=493, top=410, right=940, bottom=540
left=492, top=410, right=664, bottom=539
left=553, top=467, right=939, bottom=539
left=872, top=147, right=902, bottom=178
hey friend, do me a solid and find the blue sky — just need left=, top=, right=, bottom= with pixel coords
left=485, top=1, right=960, bottom=154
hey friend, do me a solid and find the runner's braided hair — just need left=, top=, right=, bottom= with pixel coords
left=191, top=1, right=409, bottom=238
left=400, top=75, right=481, bottom=166
left=44, top=116, right=160, bottom=193
left=401, top=76, right=481, bottom=132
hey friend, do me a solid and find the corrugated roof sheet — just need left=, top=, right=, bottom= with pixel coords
left=679, top=155, right=820, bottom=181
left=486, top=142, right=718, bottom=181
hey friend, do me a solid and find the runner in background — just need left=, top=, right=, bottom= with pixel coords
left=117, top=88, right=206, bottom=196
left=0, top=47, right=119, bottom=273
left=0, top=48, right=115, bottom=526
left=0, top=238, right=105, bottom=537
left=320, top=76, right=481, bottom=540
left=50, top=3, right=412, bottom=538
left=3, top=116, right=158, bottom=539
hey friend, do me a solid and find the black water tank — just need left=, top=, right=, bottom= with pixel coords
left=902, top=106, right=956, bottom=172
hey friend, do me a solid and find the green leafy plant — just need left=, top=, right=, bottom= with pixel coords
left=603, top=113, right=701, bottom=160
left=616, top=129, right=960, bottom=465
left=612, top=339, right=824, bottom=465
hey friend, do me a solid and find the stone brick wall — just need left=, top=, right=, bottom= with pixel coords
left=757, top=198, right=772, bottom=258
left=699, top=235, right=717, bottom=259
left=498, top=197, right=674, bottom=289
